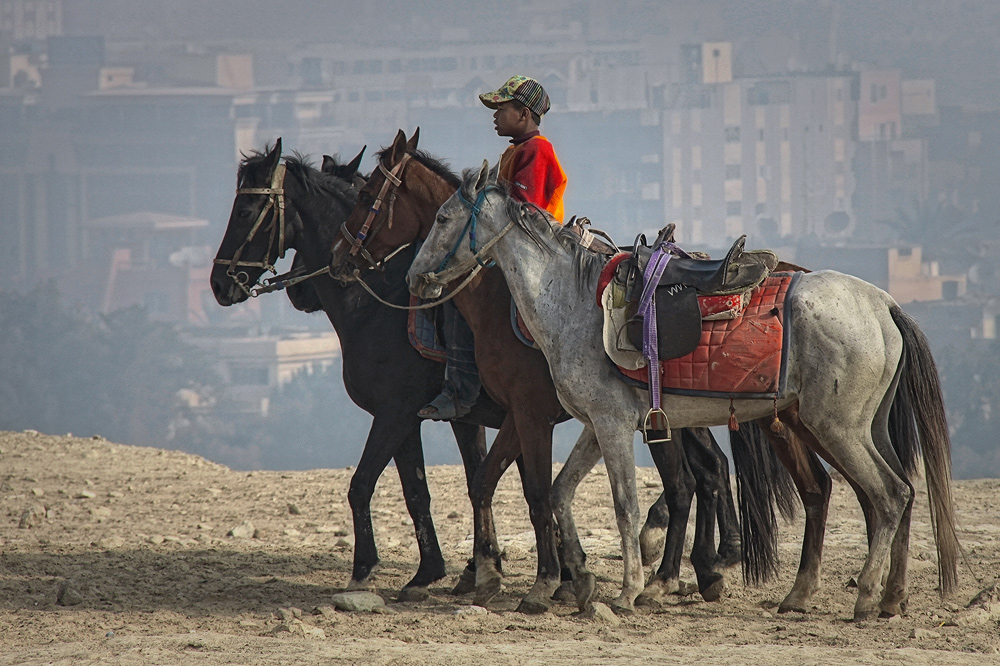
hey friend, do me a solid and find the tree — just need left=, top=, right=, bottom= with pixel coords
left=0, top=284, right=215, bottom=445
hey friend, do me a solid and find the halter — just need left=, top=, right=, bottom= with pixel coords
left=214, top=163, right=288, bottom=297
left=336, top=153, right=411, bottom=271
left=415, top=185, right=516, bottom=289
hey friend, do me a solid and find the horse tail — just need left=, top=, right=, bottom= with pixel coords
left=890, top=305, right=960, bottom=596
left=730, top=420, right=798, bottom=585
left=887, top=371, right=921, bottom=479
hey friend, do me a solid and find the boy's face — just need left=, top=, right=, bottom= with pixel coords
left=492, top=101, right=528, bottom=138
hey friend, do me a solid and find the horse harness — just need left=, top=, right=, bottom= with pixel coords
left=214, top=163, right=290, bottom=297
left=338, top=154, right=412, bottom=271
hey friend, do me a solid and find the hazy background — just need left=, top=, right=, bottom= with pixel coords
left=1, top=0, right=998, bottom=477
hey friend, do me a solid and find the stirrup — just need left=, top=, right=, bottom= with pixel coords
left=642, top=408, right=671, bottom=444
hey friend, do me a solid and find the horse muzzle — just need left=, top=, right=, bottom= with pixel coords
left=407, top=272, right=443, bottom=300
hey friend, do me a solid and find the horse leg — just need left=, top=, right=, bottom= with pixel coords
left=448, top=420, right=489, bottom=594
left=392, top=428, right=448, bottom=599
left=551, top=426, right=601, bottom=611
left=682, top=428, right=733, bottom=601
left=706, top=431, right=743, bottom=569
left=636, top=437, right=695, bottom=605
left=757, top=412, right=832, bottom=614
left=595, top=420, right=644, bottom=614
left=513, top=416, right=561, bottom=614
left=468, top=417, right=519, bottom=607
left=880, top=489, right=913, bottom=617
left=794, top=411, right=911, bottom=621
left=346, top=415, right=418, bottom=589
left=639, top=492, right=668, bottom=568
left=872, top=370, right=913, bottom=618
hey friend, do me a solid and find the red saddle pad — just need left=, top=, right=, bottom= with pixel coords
left=617, top=273, right=799, bottom=398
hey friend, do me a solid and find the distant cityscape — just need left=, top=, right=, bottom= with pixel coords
left=1, top=0, right=998, bottom=473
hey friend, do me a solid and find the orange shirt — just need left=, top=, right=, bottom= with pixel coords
left=498, top=132, right=567, bottom=223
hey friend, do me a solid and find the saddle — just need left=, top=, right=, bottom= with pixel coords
left=619, top=226, right=778, bottom=360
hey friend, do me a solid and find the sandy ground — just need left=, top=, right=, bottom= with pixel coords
left=1, top=429, right=998, bottom=665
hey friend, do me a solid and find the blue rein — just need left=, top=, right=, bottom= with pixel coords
left=435, top=186, right=501, bottom=272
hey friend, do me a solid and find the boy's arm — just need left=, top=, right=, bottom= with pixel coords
left=506, top=139, right=564, bottom=211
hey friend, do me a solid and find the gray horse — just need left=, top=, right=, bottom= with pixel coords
left=407, top=161, right=959, bottom=620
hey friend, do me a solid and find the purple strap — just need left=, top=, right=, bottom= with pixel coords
left=637, top=246, right=673, bottom=411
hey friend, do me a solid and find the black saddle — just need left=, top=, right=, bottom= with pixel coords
left=618, top=227, right=778, bottom=361
left=628, top=234, right=776, bottom=299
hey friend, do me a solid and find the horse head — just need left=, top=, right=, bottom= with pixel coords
left=407, top=160, right=502, bottom=299
left=331, top=127, right=454, bottom=280
left=211, top=139, right=291, bottom=305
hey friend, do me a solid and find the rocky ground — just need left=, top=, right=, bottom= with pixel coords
left=0, top=429, right=998, bottom=665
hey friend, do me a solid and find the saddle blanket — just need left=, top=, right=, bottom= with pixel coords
left=407, top=295, right=447, bottom=362
left=614, top=272, right=800, bottom=399
left=409, top=296, right=539, bottom=361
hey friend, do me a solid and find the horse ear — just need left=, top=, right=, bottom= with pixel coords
left=389, top=129, right=407, bottom=163
left=474, top=159, right=491, bottom=193
left=406, top=127, right=420, bottom=152
left=346, top=145, right=366, bottom=177
left=321, top=155, right=336, bottom=173
left=265, top=138, right=282, bottom=174
left=487, top=160, right=500, bottom=184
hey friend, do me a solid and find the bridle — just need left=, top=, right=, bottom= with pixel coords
left=346, top=183, right=516, bottom=311
left=411, top=184, right=515, bottom=290
left=336, top=153, right=412, bottom=273
left=214, top=163, right=289, bottom=297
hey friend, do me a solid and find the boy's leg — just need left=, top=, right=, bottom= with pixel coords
left=418, top=301, right=481, bottom=420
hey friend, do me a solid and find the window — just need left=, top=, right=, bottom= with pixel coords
left=726, top=201, right=742, bottom=216
left=725, top=164, right=741, bottom=180
left=725, top=126, right=740, bottom=143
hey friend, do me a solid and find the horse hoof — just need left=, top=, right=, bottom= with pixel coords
left=637, top=577, right=678, bottom=605
left=451, top=566, right=476, bottom=595
left=778, top=591, right=810, bottom=614
left=346, top=578, right=374, bottom=591
left=551, top=581, right=576, bottom=602
left=609, top=599, right=635, bottom=616
left=639, top=525, right=666, bottom=567
left=397, top=586, right=431, bottom=602
left=698, top=574, right=726, bottom=602
left=634, top=592, right=662, bottom=607
left=853, top=607, right=880, bottom=622
left=778, top=603, right=807, bottom=614
left=575, top=572, right=597, bottom=612
left=516, top=597, right=551, bottom=615
left=473, top=575, right=502, bottom=607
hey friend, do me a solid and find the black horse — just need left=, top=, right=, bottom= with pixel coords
left=211, top=140, right=504, bottom=599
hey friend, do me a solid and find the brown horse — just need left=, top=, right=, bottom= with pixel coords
left=329, top=129, right=795, bottom=611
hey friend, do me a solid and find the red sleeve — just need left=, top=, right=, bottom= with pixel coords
left=506, top=138, right=564, bottom=210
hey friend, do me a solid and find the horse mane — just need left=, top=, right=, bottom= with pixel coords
left=456, top=168, right=605, bottom=288
left=376, top=146, right=462, bottom=189
left=238, top=146, right=359, bottom=211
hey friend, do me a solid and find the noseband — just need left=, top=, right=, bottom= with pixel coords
left=214, top=163, right=288, bottom=297
left=415, top=185, right=515, bottom=288
left=337, top=153, right=412, bottom=272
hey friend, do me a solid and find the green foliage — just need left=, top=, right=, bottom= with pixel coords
left=0, top=284, right=215, bottom=445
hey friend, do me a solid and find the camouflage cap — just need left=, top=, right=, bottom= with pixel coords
left=479, top=75, right=551, bottom=117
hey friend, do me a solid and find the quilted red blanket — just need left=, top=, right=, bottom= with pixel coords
left=617, top=273, right=799, bottom=398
